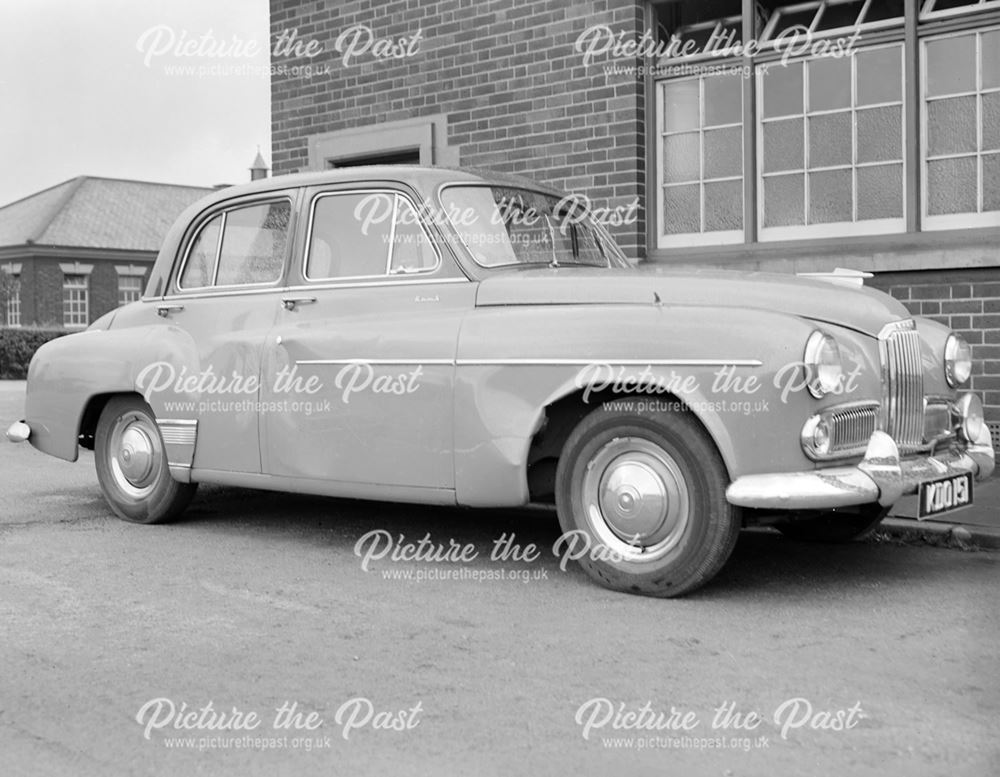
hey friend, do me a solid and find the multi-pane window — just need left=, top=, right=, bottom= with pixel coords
left=760, top=0, right=904, bottom=40
left=118, top=275, right=143, bottom=306
left=5, top=276, right=20, bottom=327
left=658, top=71, right=744, bottom=246
left=652, top=0, right=999, bottom=249
left=922, top=27, right=1000, bottom=228
left=920, top=0, right=1000, bottom=19
left=63, top=274, right=89, bottom=328
left=758, top=43, right=906, bottom=239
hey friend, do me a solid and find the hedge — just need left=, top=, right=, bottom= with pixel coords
left=0, top=328, right=69, bottom=379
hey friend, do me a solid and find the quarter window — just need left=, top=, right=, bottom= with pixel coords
left=390, top=198, right=440, bottom=274
left=179, top=215, right=223, bottom=289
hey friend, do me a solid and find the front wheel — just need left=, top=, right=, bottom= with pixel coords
left=94, top=396, right=197, bottom=524
left=555, top=407, right=739, bottom=597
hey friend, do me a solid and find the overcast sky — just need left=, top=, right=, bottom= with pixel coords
left=0, top=0, right=271, bottom=206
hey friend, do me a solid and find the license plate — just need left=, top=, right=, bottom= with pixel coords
left=918, top=473, right=974, bottom=519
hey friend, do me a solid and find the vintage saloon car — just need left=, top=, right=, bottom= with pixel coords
left=7, top=167, right=994, bottom=597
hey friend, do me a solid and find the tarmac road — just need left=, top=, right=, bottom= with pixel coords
left=1, top=381, right=998, bottom=777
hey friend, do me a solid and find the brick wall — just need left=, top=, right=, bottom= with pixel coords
left=17, top=256, right=150, bottom=328
left=269, top=0, right=647, bottom=258
left=33, top=259, right=64, bottom=328
left=871, top=269, right=1000, bottom=423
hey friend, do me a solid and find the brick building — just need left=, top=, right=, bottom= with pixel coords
left=286, top=1, right=994, bottom=422
left=0, top=177, right=212, bottom=329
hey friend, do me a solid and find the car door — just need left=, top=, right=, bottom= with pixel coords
left=259, top=185, right=475, bottom=493
left=142, top=192, right=296, bottom=474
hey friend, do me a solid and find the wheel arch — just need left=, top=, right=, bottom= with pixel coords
left=525, top=386, right=737, bottom=503
left=78, top=391, right=145, bottom=450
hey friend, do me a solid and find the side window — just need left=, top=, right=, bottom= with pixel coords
left=180, top=214, right=222, bottom=289
left=215, top=201, right=290, bottom=286
left=178, top=200, right=290, bottom=290
left=306, top=191, right=440, bottom=280
left=306, top=192, right=393, bottom=280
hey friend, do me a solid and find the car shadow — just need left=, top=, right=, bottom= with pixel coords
left=171, top=485, right=939, bottom=599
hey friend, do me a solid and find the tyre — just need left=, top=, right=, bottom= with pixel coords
left=554, top=406, right=739, bottom=597
left=776, top=504, right=889, bottom=543
left=94, top=396, right=197, bottom=524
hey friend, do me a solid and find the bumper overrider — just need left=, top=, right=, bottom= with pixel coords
left=727, top=400, right=995, bottom=511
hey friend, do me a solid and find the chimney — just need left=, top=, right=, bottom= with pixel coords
left=250, top=147, right=269, bottom=181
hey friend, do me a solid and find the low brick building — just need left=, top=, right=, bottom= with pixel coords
left=0, top=177, right=212, bottom=329
left=268, top=0, right=1000, bottom=423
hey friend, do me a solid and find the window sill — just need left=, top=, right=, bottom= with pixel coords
left=645, top=226, right=1000, bottom=274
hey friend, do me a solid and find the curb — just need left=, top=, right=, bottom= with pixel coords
left=879, top=517, right=1000, bottom=550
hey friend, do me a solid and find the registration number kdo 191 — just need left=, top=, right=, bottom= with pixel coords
left=918, top=473, right=973, bottom=519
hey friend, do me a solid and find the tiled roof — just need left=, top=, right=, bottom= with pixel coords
left=0, top=177, right=213, bottom=252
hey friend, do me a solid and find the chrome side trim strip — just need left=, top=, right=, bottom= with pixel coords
left=297, top=358, right=455, bottom=366
left=295, top=358, right=763, bottom=367
left=457, top=358, right=763, bottom=367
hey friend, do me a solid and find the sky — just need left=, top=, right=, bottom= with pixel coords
left=0, top=0, right=271, bottom=206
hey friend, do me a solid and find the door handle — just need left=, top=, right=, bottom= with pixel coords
left=156, top=304, right=185, bottom=318
left=281, top=296, right=317, bottom=311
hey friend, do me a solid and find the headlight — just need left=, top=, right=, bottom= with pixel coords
left=944, top=333, right=972, bottom=387
left=804, top=331, right=843, bottom=398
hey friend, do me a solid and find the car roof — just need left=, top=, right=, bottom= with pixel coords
left=198, top=165, right=566, bottom=206
left=145, top=165, right=568, bottom=297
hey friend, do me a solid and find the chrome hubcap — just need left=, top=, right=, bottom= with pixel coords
left=582, top=437, right=690, bottom=561
left=108, top=413, right=161, bottom=499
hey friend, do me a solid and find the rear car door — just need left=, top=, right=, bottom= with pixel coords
left=141, top=192, right=296, bottom=474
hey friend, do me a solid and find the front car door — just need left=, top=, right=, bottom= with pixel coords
left=260, top=183, right=475, bottom=500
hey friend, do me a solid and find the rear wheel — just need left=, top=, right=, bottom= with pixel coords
left=776, top=504, right=889, bottom=543
left=94, top=396, right=196, bottom=524
left=555, top=407, right=739, bottom=597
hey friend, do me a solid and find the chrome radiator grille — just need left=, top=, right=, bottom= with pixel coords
left=829, top=403, right=879, bottom=454
left=879, top=321, right=924, bottom=451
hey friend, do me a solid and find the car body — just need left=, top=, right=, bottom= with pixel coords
left=8, top=166, right=995, bottom=596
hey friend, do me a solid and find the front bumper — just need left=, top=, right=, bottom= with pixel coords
left=726, top=426, right=995, bottom=511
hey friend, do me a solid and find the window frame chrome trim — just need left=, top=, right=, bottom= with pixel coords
left=174, top=196, right=293, bottom=293
left=301, top=188, right=443, bottom=283
left=435, top=181, right=629, bottom=270
left=145, top=276, right=469, bottom=303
